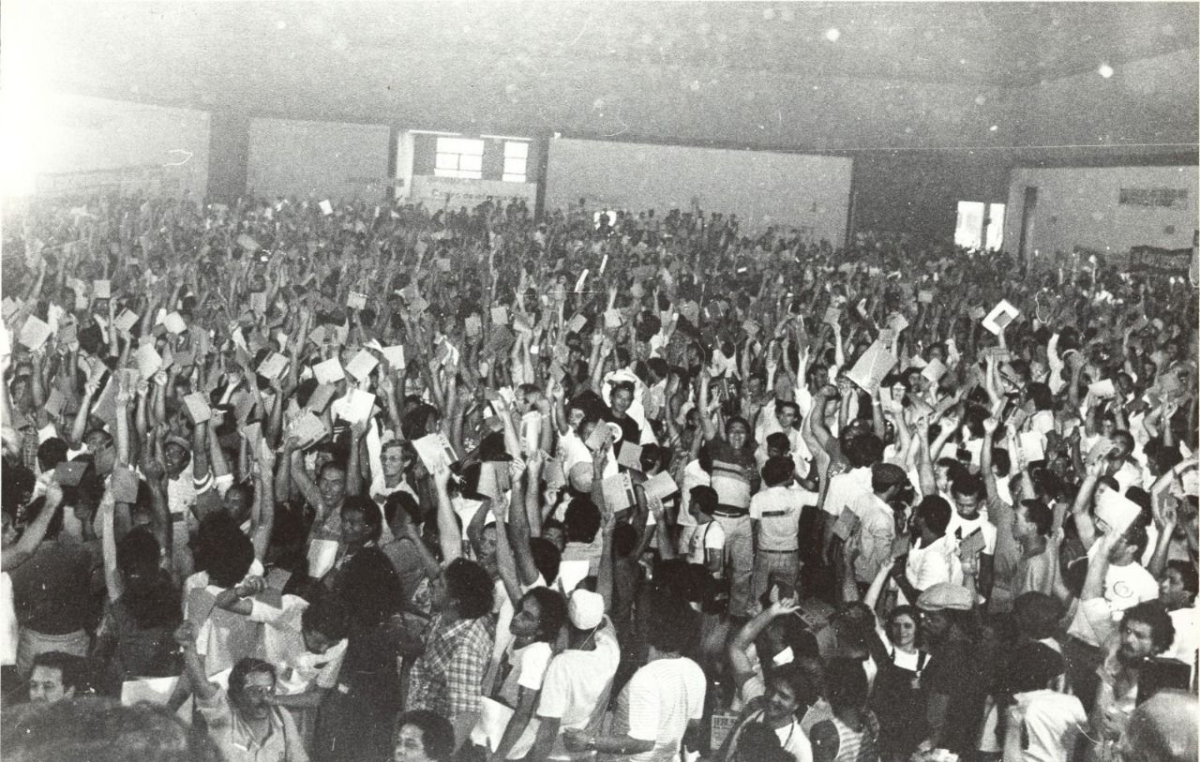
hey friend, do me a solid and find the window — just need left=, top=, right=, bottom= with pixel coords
left=434, top=137, right=484, bottom=179
left=502, top=141, right=529, bottom=183
left=955, top=201, right=1004, bottom=251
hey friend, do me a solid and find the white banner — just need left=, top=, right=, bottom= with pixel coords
left=409, top=175, right=537, bottom=208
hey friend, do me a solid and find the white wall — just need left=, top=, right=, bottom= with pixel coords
left=544, top=138, right=853, bottom=242
left=248, top=118, right=391, bottom=201
left=1004, top=166, right=1198, bottom=263
left=9, top=91, right=210, bottom=198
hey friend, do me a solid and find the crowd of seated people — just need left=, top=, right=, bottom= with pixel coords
left=0, top=191, right=1197, bottom=762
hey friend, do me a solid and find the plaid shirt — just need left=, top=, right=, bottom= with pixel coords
left=407, top=613, right=492, bottom=720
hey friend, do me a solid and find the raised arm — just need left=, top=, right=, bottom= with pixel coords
left=433, top=465, right=463, bottom=563
left=1, top=480, right=63, bottom=572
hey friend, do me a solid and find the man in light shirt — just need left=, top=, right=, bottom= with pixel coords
left=847, top=463, right=909, bottom=593
left=750, top=457, right=818, bottom=600
left=891, top=496, right=956, bottom=606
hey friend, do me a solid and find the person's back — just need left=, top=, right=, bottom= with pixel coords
left=612, top=655, right=706, bottom=762
left=11, top=539, right=93, bottom=633
left=1014, top=689, right=1087, bottom=762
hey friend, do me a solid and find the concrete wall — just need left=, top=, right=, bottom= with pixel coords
left=544, top=137, right=853, bottom=242
left=247, top=118, right=391, bottom=201
left=1004, top=165, right=1198, bottom=263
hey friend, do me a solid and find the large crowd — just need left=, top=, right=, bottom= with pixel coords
left=0, top=191, right=1196, bottom=762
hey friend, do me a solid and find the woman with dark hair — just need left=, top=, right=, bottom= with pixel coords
left=92, top=528, right=182, bottom=695
left=853, top=561, right=930, bottom=762
left=314, top=537, right=409, bottom=762
left=484, top=587, right=568, bottom=760
left=322, top=495, right=382, bottom=591
left=182, top=512, right=259, bottom=678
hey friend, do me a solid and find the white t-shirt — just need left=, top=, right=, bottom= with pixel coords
left=750, top=486, right=817, bottom=551
left=613, top=656, right=707, bottom=762
left=823, top=467, right=873, bottom=517
left=1014, top=689, right=1087, bottom=762
left=946, top=511, right=998, bottom=555
left=246, top=595, right=347, bottom=696
left=1164, top=606, right=1198, bottom=663
left=1087, top=542, right=1159, bottom=618
left=492, top=576, right=548, bottom=682
left=488, top=638, right=555, bottom=759
left=536, top=621, right=621, bottom=760
left=901, top=535, right=957, bottom=605
left=686, top=521, right=726, bottom=574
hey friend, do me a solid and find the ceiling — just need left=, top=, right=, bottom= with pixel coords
left=12, top=1, right=1200, bottom=153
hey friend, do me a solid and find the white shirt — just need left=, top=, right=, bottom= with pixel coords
left=687, top=521, right=726, bottom=573
left=1013, top=689, right=1087, bottom=762
left=536, top=621, right=621, bottom=760
left=1086, top=542, right=1159, bottom=618
left=823, top=467, right=872, bottom=517
left=249, top=596, right=347, bottom=695
left=946, top=511, right=998, bottom=555
left=1164, top=606, right=1199, bottom=663
left=750, top=485, right=816, bottom=552
left=901, top=535, right=957, bottom=605
left=613, top=656, right=707, bottom=762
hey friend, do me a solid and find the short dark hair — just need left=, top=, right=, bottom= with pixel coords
left=395, top=710, right=455, bottom=762
left=341, top=495, right=383, bottom=542
left=529, top=537, right=562, bottom=584
left=761, top=457, right=794, bottom=487
left=192, top=512, right=254, bottom=588
left=1006, top=641, right=1065, bottom=694
left=775, top=401, right=801, bottom=422
left=645, top=592, right=698, bottom=653
left=302, top=596, right=351, bottom=642
left=444, top=559, right=494, bottom=620
left=691, top=485, right=718, bottom=516
left=1123, top=601, right=1176, bottom=653
left=30, top=652, right=85, bottom=694
left=917, top=495, right=952, bottom=535
left=1166, top=560, right=1199, bottom=596
left=951, top=473, right=986, bottom=501
left=845, top=434, right=883, bottom=468
left=564, top=498, right=602, bottom=543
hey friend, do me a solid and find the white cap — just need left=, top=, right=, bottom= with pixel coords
left=568, top=589, right=605, bottom=629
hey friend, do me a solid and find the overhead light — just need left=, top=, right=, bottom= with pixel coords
left=1098, top=63, right=1114, bottom=78
left=409, top=129, right=459, bottom=136
left=825, top=28, right=840, bottom=42
left=480, top=134, right=531, bottom=141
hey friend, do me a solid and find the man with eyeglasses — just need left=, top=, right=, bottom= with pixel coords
left=176, top=622, right=309, bottom=762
